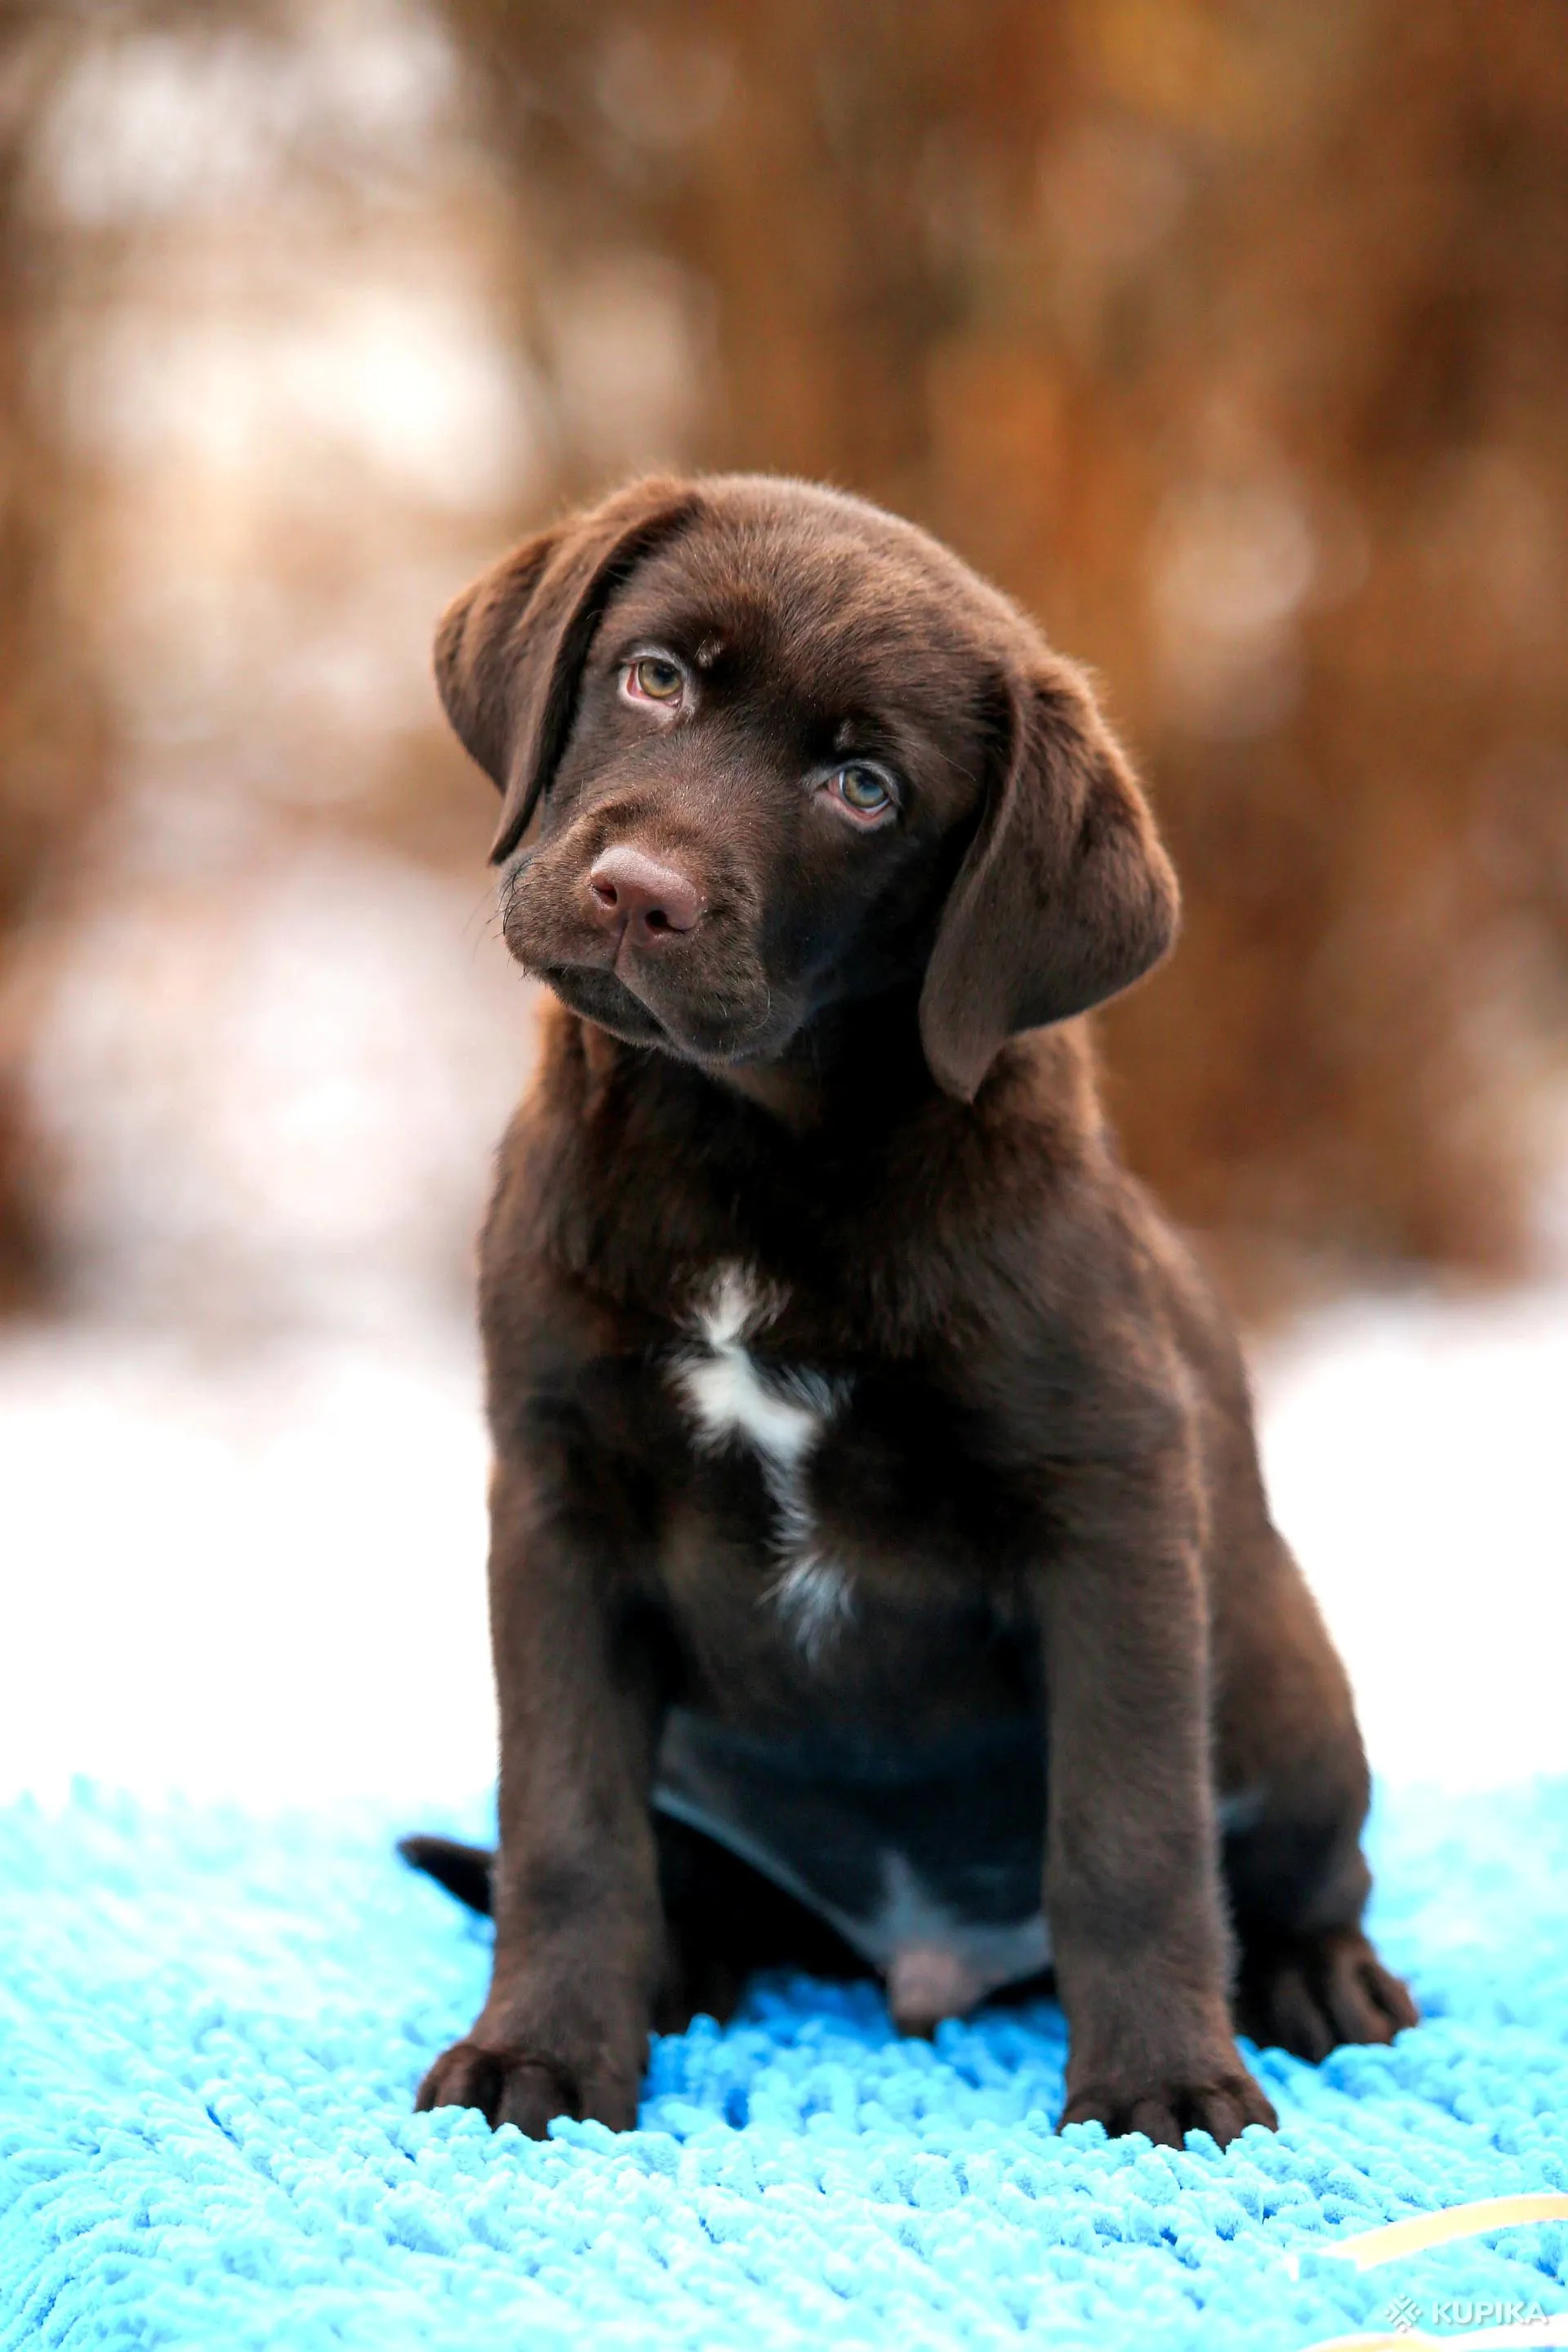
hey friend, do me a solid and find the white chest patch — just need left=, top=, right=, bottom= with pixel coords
left=670, top=1265, right=853, bottom=1657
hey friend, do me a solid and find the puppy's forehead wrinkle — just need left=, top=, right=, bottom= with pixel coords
left=624, top=510, right=1018, bottom=674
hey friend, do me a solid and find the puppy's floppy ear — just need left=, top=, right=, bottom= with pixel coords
left=919, top=657, right=1179, bottom=1100
left=434, top=475, right=702, bottom=865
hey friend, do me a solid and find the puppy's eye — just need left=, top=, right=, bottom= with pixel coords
left=622, top=654, right=685, bottom=706
left=826, top=761, right=897, bottom=823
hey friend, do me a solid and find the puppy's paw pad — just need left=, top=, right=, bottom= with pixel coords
left=1061, top=2065, right=1276, bottom=2149
left=1237, top=1927, right=1417, bottom=2063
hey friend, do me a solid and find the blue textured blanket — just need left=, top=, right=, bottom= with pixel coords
left=2, top=1783, right=1566, bottom=2350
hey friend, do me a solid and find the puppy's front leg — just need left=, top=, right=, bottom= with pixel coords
left=416, top=1450, right=664, bottom=2137
left=1037, top=1463, right=1277, bottom=2150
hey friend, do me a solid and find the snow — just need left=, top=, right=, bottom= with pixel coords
left=2, top=1282, right=1563, bottom=1811
left=1255, top=1283, right=1568, bottom=1791
left=0, top=1316, right=495, bottom=1811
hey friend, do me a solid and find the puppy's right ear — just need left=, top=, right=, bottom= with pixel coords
left=434, top=476, right=701, bottom=864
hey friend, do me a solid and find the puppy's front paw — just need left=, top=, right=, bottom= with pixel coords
left=1236, top=1926, right=1418, bottom=2065
left=1061, top=2062, right=1278, bottom=2149
left=415, top=2035, right=641, bottom=2138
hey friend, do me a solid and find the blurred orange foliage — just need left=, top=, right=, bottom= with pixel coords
left=449, top=0, right=1568, bottom=1302
left=2, top=0, right=1566, bottom=1316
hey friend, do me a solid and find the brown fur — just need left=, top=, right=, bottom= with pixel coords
left=408, top=473, right=1414, bottom=2150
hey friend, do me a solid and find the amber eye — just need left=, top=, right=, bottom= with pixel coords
left=829, top=761, right=896, bottom=819
left=623, top=654, right=685, bottom=705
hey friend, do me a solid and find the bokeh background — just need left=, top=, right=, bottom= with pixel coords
left=2, top=0, right=1566, bottom=1809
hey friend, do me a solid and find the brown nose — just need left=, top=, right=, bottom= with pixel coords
left=586, top=847, right=702, bottom=940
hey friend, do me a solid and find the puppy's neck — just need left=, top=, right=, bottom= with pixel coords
left=553, top=987, right=1104, bottom=1169
left=694, top=990, right=936, bottom=1135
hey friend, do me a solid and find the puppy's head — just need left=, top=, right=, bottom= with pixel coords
left=436, top=473, right=1178, bottom=1098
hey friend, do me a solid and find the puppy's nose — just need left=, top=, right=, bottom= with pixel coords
left=586, top=847, right=702, bottom=940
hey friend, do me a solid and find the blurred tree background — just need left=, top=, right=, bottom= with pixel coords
left=2, top=0, right=1566, bottom=1328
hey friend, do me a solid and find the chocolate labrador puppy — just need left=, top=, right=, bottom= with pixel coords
left=403, top=472, right=1415, bottom=2149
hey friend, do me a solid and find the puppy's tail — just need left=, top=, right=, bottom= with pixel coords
left=398, top=1833, right=494, bottom=1917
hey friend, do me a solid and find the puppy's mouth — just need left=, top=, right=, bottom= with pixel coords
left=539, top=959, right=779, bottom=1062
left=541, top=964, right=673, bottom=1048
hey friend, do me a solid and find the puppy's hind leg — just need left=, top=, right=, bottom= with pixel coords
left=1219, top=1535, right=1418, bottom=2064
left=653, top=1812, right=872, bottom=2034
left=397, top=1819, right=874, bottom=2035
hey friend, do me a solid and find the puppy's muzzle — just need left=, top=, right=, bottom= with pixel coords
left=504, top=824, right=777, bottom=1059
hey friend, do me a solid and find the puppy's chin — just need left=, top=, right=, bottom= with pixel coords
left=541, top=965, right=670, bottom=1048
left=539, top=962, right=781, bottom=1066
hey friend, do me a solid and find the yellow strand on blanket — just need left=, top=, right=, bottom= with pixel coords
left=1295, top=2194, right=1568, bottom=2351
left=1320, top=2194, right=1568, bottom=2270
left=1301, top=2328, right=1568, bottom=2350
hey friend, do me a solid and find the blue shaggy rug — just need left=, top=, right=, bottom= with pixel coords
left=3, top=1782, right=1568, bottom=2350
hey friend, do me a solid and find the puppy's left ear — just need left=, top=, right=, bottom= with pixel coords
left=434, top=475, right=702, bottom=864
left=919, top=657, right=1179, bottom=1100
